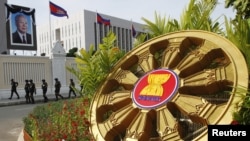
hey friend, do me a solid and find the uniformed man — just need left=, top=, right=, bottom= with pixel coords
left=9, top=79, right=20, bottom=100
left=54, top=78, right=64, bottom=100
left=24, top=80, right=30, bottom=103
left=29, top=79, right=36, bottom=104
left=68, top=79, right=77, bottom=98
left=41, top=79, right=49, bottom=102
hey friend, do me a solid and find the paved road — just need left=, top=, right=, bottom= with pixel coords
left=0, top=93, right=71, bottom=141
left=0, top=104, right=43, bottom=141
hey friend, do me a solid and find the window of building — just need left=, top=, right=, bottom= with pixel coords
left=75, top=23, right=77, bottom=35
left=125, top=28, right=129, bottom=52
left=113, top=26, right=116, bottom=35
left=122, top=28, right=125, bottom=50
left=79, top=22, right=81, bottom=34
left=129, top=30, right=132, bottom=50
left=94, top=23, right=97, bottom=49
left=104, top=25, right=108, bottom=36
left=117, top=27, right=121, bottom=47
left=99, top=24, right=103, bottom=44
left=68, top=25, right=70, bottom=37
left=62, top=28, right=64, bottom=38
left=79, top=37, right=81, bottom=48
left=72, top=24, right=74, bottom=35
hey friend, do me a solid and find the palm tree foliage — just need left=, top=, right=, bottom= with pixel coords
left=224, top=0, right=250, bottom=69
left=141, top=0, right=224, bottom=40
left=225, top=16, right=250, bottom=69
left=133, top=33, right=148, bottom=47
left=67, top=31, right=125, bottom=96
left=178, top=0, right=223, bottom=33
left=225, top=0, right=250, bottom=19
left=141, top=12, right=174, bottom=38
left=224, top=3, right=250, bottom=124
left=231, top=85, right=250, bottom=125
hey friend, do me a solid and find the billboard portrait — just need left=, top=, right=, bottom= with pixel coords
left=5, top=4, right=37, bottom=50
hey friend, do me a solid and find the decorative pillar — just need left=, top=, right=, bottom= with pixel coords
left=51, top=41, right=66, bottom=88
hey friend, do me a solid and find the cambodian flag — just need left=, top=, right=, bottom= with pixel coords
left=49, top=1, right=68, bottom=18
left=97, top=13, right=110, bottom=26
left=132, top=24, right=136, bottom=37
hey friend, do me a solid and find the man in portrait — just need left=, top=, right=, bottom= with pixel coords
left=12, top=14, right=32, bottom=44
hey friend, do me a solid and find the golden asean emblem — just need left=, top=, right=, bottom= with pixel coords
left=89, top=31, right=249, bottom=141
left=132, top=69, right=178, bottom=109
left=140, top=74, right=170, bottom=96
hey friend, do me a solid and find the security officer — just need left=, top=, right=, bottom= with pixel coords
left=9, top=78, right=20, bottom=99
left=54, top=78, right=64, bottom=100
left=68, top=79, right=77, bottom=98
left=29, top=79, right=36, bottom=104
left=24, top=80, right=30, bottom=103
left=41, top=79, right=49, bottom=102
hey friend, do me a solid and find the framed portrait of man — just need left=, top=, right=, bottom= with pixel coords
left=6, top=4, right=37, bottom=51
left=11, top=13, right=33, bottom=45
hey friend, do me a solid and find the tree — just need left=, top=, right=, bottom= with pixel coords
left=67, top=31, right=125, bottom=96
left=40, top=53, right=46, bottom=56
left=177, top=0, right=223, bottom=34
left=133, top=33, right=148, bottom=47
left=141, top=0, right=224, bottom=39
left=225, top=0, right=250, bottom=19
left=66, top=47, right=78, bottom=57
left=225, top=17, right=250, bottom=69
left=141, top=12, right=175, bottom=38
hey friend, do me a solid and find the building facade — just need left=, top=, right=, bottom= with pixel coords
left=37, top=10, right=145, bottom=56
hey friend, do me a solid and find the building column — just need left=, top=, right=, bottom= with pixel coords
left=51, top=41, right=66, bottom=87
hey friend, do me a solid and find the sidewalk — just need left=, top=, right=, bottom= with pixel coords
left=0, top=93, right=70, bottom=141
left=0, top=93, right=69, bottom=107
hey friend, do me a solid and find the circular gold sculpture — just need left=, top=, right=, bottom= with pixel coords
left=90, top=30, right=249, bottom=141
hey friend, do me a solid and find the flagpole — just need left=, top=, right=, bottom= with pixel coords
left=48, top=0, right=53, bottom=94
left=96, top=10, right=99, bottom=49
left=131, top=19, right=134, bottom=51
left=49, top=1, right=53, bottom=53
left=48, top=1, right=68, bottom=53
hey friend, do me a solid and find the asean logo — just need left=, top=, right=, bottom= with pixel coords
left=132, top=69, right=178, bottom=109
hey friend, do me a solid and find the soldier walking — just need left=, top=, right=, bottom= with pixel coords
left=54, top=78, right=64, bottom=100
left=41, top=79, right=49, bottom=102
left=68, top=79, right=77, bottom=98
left=24, top=80, right=30, bottom=103
left=9, top=79, right=20, bottom=100
left=29, top=79, right=36, bottom=104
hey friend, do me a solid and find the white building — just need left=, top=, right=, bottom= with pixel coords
left=37, top=9, right=145, bottom=56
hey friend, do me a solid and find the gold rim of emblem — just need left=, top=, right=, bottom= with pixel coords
left=89, top=30, right=249, bottom=141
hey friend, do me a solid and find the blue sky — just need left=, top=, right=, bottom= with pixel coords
left=7, top=0, right=235, bottom=26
